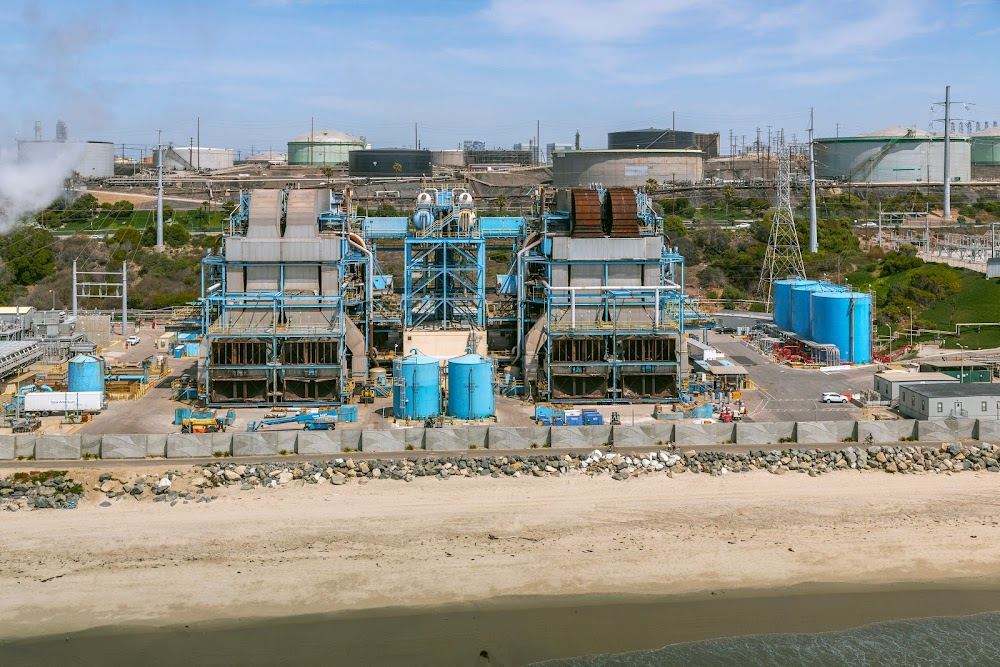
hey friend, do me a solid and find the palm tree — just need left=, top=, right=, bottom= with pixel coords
left=646, top=178, right=659, bottom=192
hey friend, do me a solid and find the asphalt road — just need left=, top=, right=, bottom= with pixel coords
left=708, top=333, right=875, bottom=422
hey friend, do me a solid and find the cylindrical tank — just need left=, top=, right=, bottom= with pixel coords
left=68, top=354, right=105, bottom=393
left=369, top=367, right=387, bottom=386
left=393, top=351, right=440, bottom=420
left=811, top=292, right=873, bottom=364
left=772, top=279, right=802, bottom=331
left=788, top=280, right=820, bottom=337
left=413, top=209, right=433, bottom=229
left=447, top=354, right=495, bottom=420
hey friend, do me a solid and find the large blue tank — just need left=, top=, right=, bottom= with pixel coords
left=792, top=282, right=847, bottom=339
left=447, top=354, right=495, bottom=420
left=773, top=278, right=806, bottom=331
left=393, top=351, right=440, bottom=420
left=811, top=291, right=873, bottom=364
left=67, top=354, right=105, bottom=393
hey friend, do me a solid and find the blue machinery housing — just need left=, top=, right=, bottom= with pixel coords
left=202, top=184, right=711, bottom=408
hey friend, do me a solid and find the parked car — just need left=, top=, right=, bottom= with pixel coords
left=820, top=392, right=849, bottom=404
left=126, top=335, right=141, bottom=346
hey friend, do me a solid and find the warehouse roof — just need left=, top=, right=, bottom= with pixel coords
left=918, top=359, right=989, bottom=370
left=902, top=383, right=1000, bottom=399
left=288, top=130, right=365, bottom=144
left=875, top=371, right=958, bottom=383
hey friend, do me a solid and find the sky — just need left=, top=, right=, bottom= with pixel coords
left=2, top=0, right=1000, bottom=158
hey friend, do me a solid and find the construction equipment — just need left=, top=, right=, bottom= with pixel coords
left=246, top=409, right=343, bottom=432
left=180, top=409, right=228, bottom=434
left=359, top=386, right=376, bottom=404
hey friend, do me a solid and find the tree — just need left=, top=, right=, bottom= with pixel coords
left=494, top=194, right=509, bottom=213
left=0, top=227, right=56, bottom=285
left=163, top=223, right=191, bottom=248
left=392, top=163, right=402, bottom=174
left=646, top=178, right=659, bottom=192
left=662, top=215, right=687, bottom=240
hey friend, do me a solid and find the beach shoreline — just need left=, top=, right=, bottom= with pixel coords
left=4, top=468, right=1000, bottom=662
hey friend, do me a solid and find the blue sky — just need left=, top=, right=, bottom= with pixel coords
left=2, top=0, right=999, bottom=156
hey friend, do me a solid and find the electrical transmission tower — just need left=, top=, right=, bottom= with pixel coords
left=758, top=147, right=806, bottom=309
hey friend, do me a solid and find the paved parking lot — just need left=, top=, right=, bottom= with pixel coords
left=708, top=333, right=875, bottom=422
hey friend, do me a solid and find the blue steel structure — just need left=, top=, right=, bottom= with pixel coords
left=515, top=186, right=708, bottom=403
left=202, top=188, right=374, bottom=406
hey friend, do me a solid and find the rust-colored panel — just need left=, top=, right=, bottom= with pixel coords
left=571, top=188, right=604, bottom=238
left=605, top=187, right=640, bottom=237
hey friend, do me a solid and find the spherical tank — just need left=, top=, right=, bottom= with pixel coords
left=811, top=292, right=872, bottom=364
left=788, top=281, right=820, bottom=337
left=68, top=354, right=105, bottom=393
left=773, top=279, right=802, bottom=331
left=447, top=354, right=495, bottom=420
left=393, top=352, right=440, bottom=420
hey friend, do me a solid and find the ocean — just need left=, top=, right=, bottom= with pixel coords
left=533, top=612, right=1000, bottom=667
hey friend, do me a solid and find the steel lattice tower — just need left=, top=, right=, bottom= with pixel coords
left=758, top=147, right=806, bottom=308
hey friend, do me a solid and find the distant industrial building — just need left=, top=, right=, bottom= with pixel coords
left=608, top=128, right=720, bottom=158
left=154, top=146, right=234, bottom=171
left=348, top=149, right=432, bottom=177
left=464, top=149, right=532, bottom=169
left=17, top=140, right=115, bottom=178
left=288, top=129, right=367, bottom=166
left=242, top=150, right=287, bottom=165
left=918, top=359, right=992, bottom=383
left=546, top=142, right=573, bottom=163
left=898, top=383, right=1000, bottom=420
left=972, top=127, right=1000, bottom=179
left=551, top=149, right=704, bottom=187
left=814, top=127, right=971, bottom=183
left=463, top=140, right=486, bottom=151
left=430, top=150, right=464, bottom=168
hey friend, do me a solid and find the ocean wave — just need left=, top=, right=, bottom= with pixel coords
left=531, top=612, right=1000, bottom=667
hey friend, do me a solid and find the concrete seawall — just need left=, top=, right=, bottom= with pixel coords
left=4, top=419, right=1000, bottom=461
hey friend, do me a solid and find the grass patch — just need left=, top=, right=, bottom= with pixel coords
left=405, top=444, right=415, bottom=451
left=212, top=451, right=231, bottom=458
left=468, top=444, right=478, bottom=450
left=278, top=449, right=289, bottom=456
left=11, top=470, right=68, bottom=483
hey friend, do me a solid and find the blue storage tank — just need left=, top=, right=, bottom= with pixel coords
left=447, top=354, right=495, bottom=420
left=68, top=354, right=105, bottom=393
left=788, top=281, right=821, bottom=338
left=811, top=291, right=873, bottom=364
left=393, top=351, right=440, bottom=420
left=772, top=279, right=801, bottom=331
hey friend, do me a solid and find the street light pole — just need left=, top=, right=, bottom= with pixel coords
left=49, top=289, right=54, bottom=311
left=909, top=307, right=914, bottom=348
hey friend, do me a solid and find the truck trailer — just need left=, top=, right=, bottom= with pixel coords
left=23, top=391, right=104, bottom=415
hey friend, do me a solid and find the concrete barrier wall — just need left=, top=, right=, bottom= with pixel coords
left=918, top=418, right=977, bottom=442
left=34, top=435, right=82, bottom=460
left=8, top=419, right=1000, bottom=461
left=551, top=425, right=611, bottom=449
left=0, top=435, right=13, bottom=460
left=425, top=427, right=488, bottom=451
left=297, top=431, right=342, bottom=455
left=796, top=421, right=857, bottom=444
left=674, top=423, right=735, bottom=445
left=858, top=420, right=918, bottom=443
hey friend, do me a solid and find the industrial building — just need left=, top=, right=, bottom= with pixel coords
left=348, top=149, right=432, bottom=177
left=17, top=140, right=115, bottom=178
left=202, top=181, right=705, bottom=411
left=814, top=127, right=971, bottom=183
left=154, top=146, right=234, bottom=171
left=551, top=149, right=704, bottom=187
left=972, top=127, right=1000, bottom=179
left=917, top=359, right=992, bottom=383
left=608, top=128, right=720, bottom=158
left=873, top=371, right=958, bottom=402
left=898, top=383, right=1000, bottom=420
left=287, top=130, right=367, bottom=166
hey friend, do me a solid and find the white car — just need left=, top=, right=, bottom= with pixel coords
left=126, top=335, right=140, bottom=346
left=820, top=392, right=849, bottom=404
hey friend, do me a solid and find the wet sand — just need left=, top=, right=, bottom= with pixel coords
left=3, top=467, right=1000, bottom=663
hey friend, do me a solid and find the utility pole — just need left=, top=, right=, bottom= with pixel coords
left=536, top=119, right=540, bottom=166
left=415, top=123, right=418, bottom=150
left=196, top=116, right=200, bottom=170
left=156, top=129, right=164, bottom=250
left=808, top=107, right=818, bottom=253
left=943, top=85, right=951, bottom=220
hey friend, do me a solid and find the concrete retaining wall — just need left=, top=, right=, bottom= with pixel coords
left=8, top=418, right=1000, bottom=461
left=918, top=418, right=977, bottom=442
left=551, top=425, right=611, bottom=449
left=858, top=420, right=917, bottom=443
left=735, top=421, right=795, bottom=446
left=796, top=421, right=857, bottom=444
left=488, top=426, right=549, bottom=450
left=425, top=427, right=488, bottom=451
left=34, top=435, right=82, bottom=460
left=674, top=422, right=735, bottom=445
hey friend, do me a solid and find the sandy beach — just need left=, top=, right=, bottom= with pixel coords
left=4, top=466, right=1000, bottom=663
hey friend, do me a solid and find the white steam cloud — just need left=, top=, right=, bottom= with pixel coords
left=0, top=142, right=87, bottom=231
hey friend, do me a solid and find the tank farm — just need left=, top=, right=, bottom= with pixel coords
left=199, top=185, right=869, bottom=423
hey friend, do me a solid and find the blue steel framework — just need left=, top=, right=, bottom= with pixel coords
left=403, top=188, right=486, bottom=329
left=515, top=187, right=706, bottom=403
left=202, top=190, right=373, bottom=407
